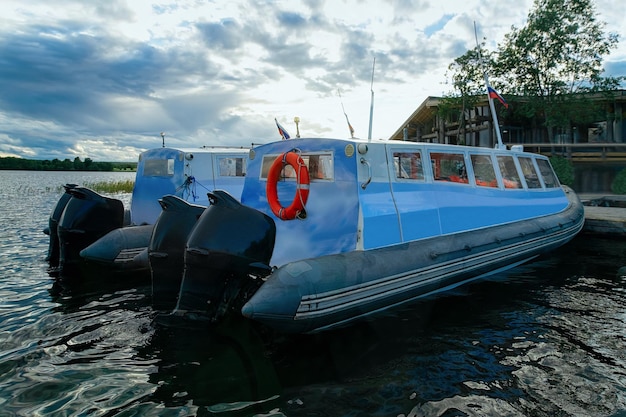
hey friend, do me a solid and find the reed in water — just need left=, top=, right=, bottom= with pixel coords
left=56, top=179, right=135, bottom=194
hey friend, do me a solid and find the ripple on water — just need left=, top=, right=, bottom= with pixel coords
left=1, top=171, right=626, bottom=416
left=507, top=272, right=626, bottom=416
left=1, top=282, right=158, bottom=416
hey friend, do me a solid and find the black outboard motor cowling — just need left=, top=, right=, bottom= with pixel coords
left=149, top=195, right=206, bottom=311
left=57, top=187, right=124, bottom=275
left=46, top=183, right=78, bottom=267
left=176, top=190, right=276, bottom=320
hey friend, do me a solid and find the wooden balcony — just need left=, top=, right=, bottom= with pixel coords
left=508, top=143, right=626, bottom=163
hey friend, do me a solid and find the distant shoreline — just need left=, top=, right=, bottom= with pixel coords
left=0, top=156, right=137, bottom=172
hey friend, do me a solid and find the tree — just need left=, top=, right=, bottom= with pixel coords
left=494, top=0, right=621, bottom=141
left=444, top=0, right=622, bottom=144
left=447, top=45, right=493, bottom=98
left=442, top=45, right=496, bottom=144
left=497, top=0, right=618, bottom=96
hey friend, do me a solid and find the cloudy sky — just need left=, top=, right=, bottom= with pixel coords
left=1, top=0, right=625, bottom=162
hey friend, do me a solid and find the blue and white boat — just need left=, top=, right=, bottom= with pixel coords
left=160, top=137, right=584, bottom=333
left=46, top=146, right=249, bottom=275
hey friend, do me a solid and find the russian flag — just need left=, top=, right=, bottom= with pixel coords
left=488, top=86, right=509, bottom=108
left=275, top=118, right=290, bottom=140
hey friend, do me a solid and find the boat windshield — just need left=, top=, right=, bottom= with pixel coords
left=517, top=156, right=542, bottom=188
left=470, top=154, right=498, bottom=188
left=497, top=156, right=522, bottom=189
left=535, top=159, right=560, bottom=188
left=143, top=158, right=175, bottom=177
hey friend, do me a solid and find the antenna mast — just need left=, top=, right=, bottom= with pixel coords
left=474, top=22, right=505, bottom=149
left=367, top=57, right=375, bottom=142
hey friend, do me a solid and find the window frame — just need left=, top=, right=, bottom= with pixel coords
left=260, top=152, right=334, bottom=181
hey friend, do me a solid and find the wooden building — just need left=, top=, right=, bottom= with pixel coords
left=389, top=90, right=626, bottom=192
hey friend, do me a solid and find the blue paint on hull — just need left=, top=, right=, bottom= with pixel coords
left=242, top=187, right=584, bottom=333
left=235, top=138, right=584, bottom=333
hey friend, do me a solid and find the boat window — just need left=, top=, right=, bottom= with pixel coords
left=430, top=152, right=468, bottom=184
left=518, top=156, right=542, bottom=189
left=304, top=154, right=334, bottom=180
left=218, top=157, right=246, bottom=177
left=470, top=154, right=498, bottom=187
left=393, top=152, right=424, bottom=180
left=536, top=159, right=560, bottom=188
left=143, top=158, right=174, bottom=177
left=261, top=153, right=334, bottom=181
left=496, top=155, right=522, bottom=189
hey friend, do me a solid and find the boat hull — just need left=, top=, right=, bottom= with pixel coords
left=241, top=187, right=584, bottom=333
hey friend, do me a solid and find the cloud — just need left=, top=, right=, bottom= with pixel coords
left=196, top=19, right=246, bottom=51
left=0, top=0, right=624, bottom=162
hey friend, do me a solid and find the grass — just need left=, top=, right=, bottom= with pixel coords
left=79, top=179, right=135, bottom=193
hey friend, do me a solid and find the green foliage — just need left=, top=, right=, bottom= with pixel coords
left=446, top=46, right=494, bottom=97
left=611, top=168, right=626, bottom=194
left=549, top=156, right=574, bottom=186
left=0, top=156, right=136, bottom=172
left=444, top=0, right=623, bottom=138
left=497, top=0, right=619, bottom=97
left=494, top=0, right=622, bottom=138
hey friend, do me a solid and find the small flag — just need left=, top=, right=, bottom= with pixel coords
left=338, top=89, right=355, bottom=138
left=344, top=114, right=355, bottom=138
left=488, top=86, right=509, bottom=108
left=275, top=118, right=290, bottom=140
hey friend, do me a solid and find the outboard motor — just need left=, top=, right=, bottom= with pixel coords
left=79, top=224, right=153, bottom=272
left=149, top=195, right=206, bottom=311
left=57, top=187, right=124, bottom=275
left=175, top=190, right=276, bottom=320
left=45, top=183, right=78, bottom=267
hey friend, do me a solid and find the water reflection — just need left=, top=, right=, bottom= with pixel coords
left=144, top=316, right=282, bottom=415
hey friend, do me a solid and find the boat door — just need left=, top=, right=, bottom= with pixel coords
left=385, top=144, right=441, bottom=241
left=355, top=143, right=401, bottom=249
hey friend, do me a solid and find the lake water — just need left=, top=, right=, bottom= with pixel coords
left=0, top=169, right=625, bottom=417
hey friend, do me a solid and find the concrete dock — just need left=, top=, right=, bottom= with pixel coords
left=579, top=194, right=626, bottom=236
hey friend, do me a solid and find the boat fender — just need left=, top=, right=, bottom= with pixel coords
left=266, top=150, right=310, bottom=220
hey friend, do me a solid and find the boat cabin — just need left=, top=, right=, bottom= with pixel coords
left=130, top=147, right=249, bottom=225
left=241, top=138, right=568, bottom=267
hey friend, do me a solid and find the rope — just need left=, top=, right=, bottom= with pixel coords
left=176, top=176, right=212, bottom=202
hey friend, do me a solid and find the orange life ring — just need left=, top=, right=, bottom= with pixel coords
left=266, top=151, right=310, bottom=220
